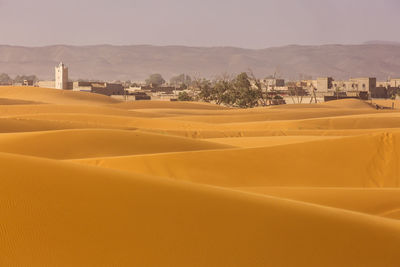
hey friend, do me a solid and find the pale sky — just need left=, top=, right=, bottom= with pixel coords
left=0, top=0, right=399, bottom=48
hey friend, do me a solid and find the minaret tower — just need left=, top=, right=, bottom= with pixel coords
left=55, top=62, right=68, bottom=89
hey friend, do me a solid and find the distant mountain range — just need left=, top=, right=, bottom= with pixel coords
left=0, top=44, right=400, bottom=81
left=364, top=40, right=400, bottom=45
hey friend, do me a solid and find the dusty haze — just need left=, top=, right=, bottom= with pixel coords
left=1, top=44, right=400, bottom=80
left=0, top=0, right=399, bottom=48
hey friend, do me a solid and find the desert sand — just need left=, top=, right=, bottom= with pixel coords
left=1, top=86, right=400, bottom=266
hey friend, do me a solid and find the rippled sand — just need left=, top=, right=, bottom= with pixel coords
left=1, top=86, right=400, bottom=266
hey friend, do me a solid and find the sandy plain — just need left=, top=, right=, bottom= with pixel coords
left=1, top=86, right=400, bottom=266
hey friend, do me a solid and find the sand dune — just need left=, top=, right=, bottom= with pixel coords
left=0, top=86, right=119, bottom=105
left=0, top=97, right=43, bottom=105
left=0, top=129, right=232, bottom=159
left=237, top=187, right=400, bottom=219
left=320, top=98, right=376, bottom=109
left=111, top=100, right=229, bottom=110
left=76, top=132, right=400, bottom=187
left=206, top=135, right=340, bottom=148
left=1, top=152, right=400, bottom=266
left=269, top=98, right=375, bottom=109
left=143, top=127, right=399, bottom=139
left=213, top=113, right=400, bottom=135
left=169, top=108, right=383, bottom=123
left=0, top=88, right=400, bottom=265
left=373, top=99, right=400, bottom=109
left=0, top=104, right=163, bottom=118
left=10, top=113, right=215, bottom=131
left=134, top=99, right=384, bottom=123
left=10, top=109, right=398, bottom=137
left=0, top=117, right=101, bottom=133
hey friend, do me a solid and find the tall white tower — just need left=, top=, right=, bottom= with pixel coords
left=55, top=62, right=68, bottom=89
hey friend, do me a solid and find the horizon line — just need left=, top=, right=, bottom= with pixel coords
left=1, top=41, right=400, bottom=50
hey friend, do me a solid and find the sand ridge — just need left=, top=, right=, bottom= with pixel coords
left=236, top=187, right=400, bottom=219
left=0, top=86, right=120, bottom=105
left=75, top=131, right=400, bottom=187
left=0, top=129, right=234, bottom=159
left=1, top=152, right=400, bottom=266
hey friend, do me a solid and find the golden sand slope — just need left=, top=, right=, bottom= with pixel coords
left=111, top=100, right=230, bottom=110
left=219, top=112, right=400, bottom=131
left=0, top=97, right=43, bottom=105
left=1, top=152, right=400, bottom=266
left=7, top=113, right=215, bottom=131
left=372, top=99, right=400, bottom=109
left=0, top=86, right=119, bottom=105
left=169, top=108, right=382, bottom=123
left=237, top=187, right=400, bottom=219
left=0, top=87, right=400, bottom=266
left=0, top=129, right=233, bottom=159
left=8, top=108, right=399, bottom=137
left=270, top=98, right=374, bottom=109
left=206, top=135, right=340, bottom=148
left=0, top=103, right=164, bottom=118
left=0, top=117, right=98, bottom=133
left=320, top=98, right=375, bottom=109
left=76, top=132, right=400, bottom=187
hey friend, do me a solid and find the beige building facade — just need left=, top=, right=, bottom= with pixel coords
left=316, top=77, right=333, bottom=92
left=390, top=78, right=400, bottom=88
left=37, top=81, right=56, bottom=88
left=348, top=77, right=376, bottom=91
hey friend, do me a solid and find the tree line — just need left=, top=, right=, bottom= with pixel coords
left=1, top=70, right=288, bottom=108
left=147, top=72, right=285, bottom=108
left=0, top=73, right=38, bottom=84
left=145, top=73, right=192, bottom=89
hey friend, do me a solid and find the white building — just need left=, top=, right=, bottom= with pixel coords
left=55, top=62, right=68, bottom=89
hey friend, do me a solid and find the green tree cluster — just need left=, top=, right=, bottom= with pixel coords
left=0, top=73, right=12, bottom=84
left=196, top=72, right=262, bottom=108
left=14, top=75, right=38, bottom=83
left=195, top=78, right=214, bottom=102
left=177, top=91, right=193, bottom=101
left=0, top=73, right=38, bottom=84
left=145, top=74, right=165, bottom=87
left=170, top=74, right=192, bottom=89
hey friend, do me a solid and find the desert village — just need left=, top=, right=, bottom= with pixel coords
left=1, top=69, right=400, bottom=266
left=8, top=62, right=400, bottom=105
left=2, top=62, right=400, bottom=266
left=2, top=0, right=400, bottom=265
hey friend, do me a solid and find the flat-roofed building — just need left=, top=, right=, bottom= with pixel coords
left=377, top=81, right=390, bottom=88
left=316, top=77, right=333, bottom=92
left=72, top=81, right=124, bottom=96
left=91, top=82, right=124, bottom=96
left=72, top=81, right=93, bottom=92
left=332, top=81, right=357, bottom=91
left=23, top=80, right=34, bottom=86
left=349, top=77, right=376, bottom=91
left=263, top=78, right=285, bottom=88
left=390, top=78, right=400, bottom=88
left=37, top=81, right=55, bottom=88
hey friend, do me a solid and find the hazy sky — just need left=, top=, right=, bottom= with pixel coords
left=0, top=0, right=399, bottom=48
